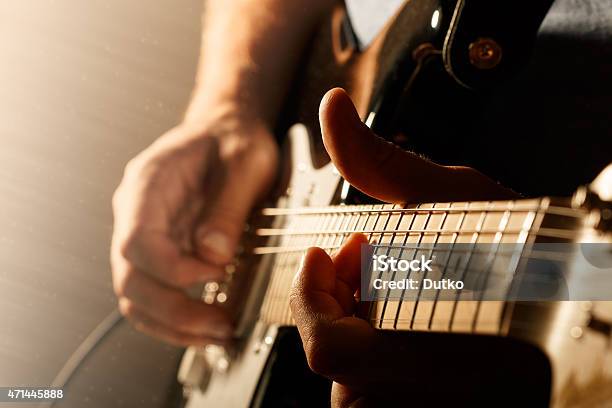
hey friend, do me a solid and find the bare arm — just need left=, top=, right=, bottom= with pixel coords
left=112, top=0, right=335, bottom=346
left=186, top=0, right=335, bottom=128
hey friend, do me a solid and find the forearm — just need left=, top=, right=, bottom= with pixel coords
left=185, top=0, right=336, bottom=130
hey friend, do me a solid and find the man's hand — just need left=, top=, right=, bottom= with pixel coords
left=290, top=88, right=525, bottom=407
left=111, top=116, right=278, bottom=346
left=291, top=234, right=548, bottom=407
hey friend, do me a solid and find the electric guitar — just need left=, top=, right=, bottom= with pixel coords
left=178, top=1, right=612, bottom=406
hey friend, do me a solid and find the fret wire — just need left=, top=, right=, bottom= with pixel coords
left=268, top=214, right=296, bottom=323
left=344, top=206, right=374, bottom=324
left=471, top=204, right=513, bottom=332
left=278, top=212, right=305, bottom=324
left=497, top=203, right=530, bottom=335
left=348, top=207, right=364, bottom=240
left=427, top=207, right=467, bottom=330
left=260, top=205, right=584, bottom=217
left=277, top=214, right=302, bottom=323
left=292, top=212, right=335, bottom=323
left=320, top=209, right=356, bottom=324
left=333, top=209, right=355, bottom=253
left=283, top=215, right=335, bottom=323
left=392, top=203, right=429, bottom=329
left=448, top=202, right=491, bottom=332
left=375, top=205, right=405, bottom=329
left=278, top=212, right=313, bottom=323
left=261, top=211, right=290, bottom=323
left=499, top=198, right=545, bottom=334
left=273, top=212, right=310, bottom=324
left=287, top=212, right=338, bottom=324
left=365, top=205, right=389, bottom=321
left=259, top=208, right=282, bottom=322
left=410, top=204, right=449, bottom=329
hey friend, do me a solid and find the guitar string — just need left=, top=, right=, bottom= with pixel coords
left=252, top=227, right=577, bottom=239
left=255, top=203, right=600, bottom=325
left=259, top=204, right=585, bottom=217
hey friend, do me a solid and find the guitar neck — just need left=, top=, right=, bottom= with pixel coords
left=255, top=197, right=585, bottom=335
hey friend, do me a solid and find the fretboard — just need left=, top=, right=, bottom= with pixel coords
left=255, top=197, right=584, bottom=336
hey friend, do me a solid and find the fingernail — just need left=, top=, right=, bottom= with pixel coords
left=200, top=231, right=233, bottom=259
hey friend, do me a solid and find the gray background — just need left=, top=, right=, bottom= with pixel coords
left=0, top=1, right=205, bottom=406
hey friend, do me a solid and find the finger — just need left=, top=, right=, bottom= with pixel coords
left=193, top=143, right=275, bottom=266
left=118, top=299, right=229, bottom=347
left=193, top=200, right=250, bottom=267
left=333, top=233, right=368, bottom=292
left=332, top=233, right=367, bottom=314
left=114, top=231, right=225, bottom=288
left=331, top=382, right=360, bottom=408
left=331, top=383, right=380, bottom=408
left=113, top=263, right=232, bottom=339
left=291, top=234, right=369, bottom=329
left=319, top=88, right=518, bottom=203
left=112, top=137, right=226, bottom=288
left=290, top=244, right=376, bottom=380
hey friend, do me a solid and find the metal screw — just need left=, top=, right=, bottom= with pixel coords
left=570, top=326, right=583, bottom=339
left=469, top=38, right=502, bottom=70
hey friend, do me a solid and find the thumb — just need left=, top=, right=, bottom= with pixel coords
left=290, top=234, right=377, bottom=380
left=194, top=193, right=250, bottom=266
left=319, top=88, right=518, bottom=203
left=193, top=142, right=269, bottom=267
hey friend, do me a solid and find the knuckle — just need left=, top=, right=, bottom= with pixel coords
left=173, top=314, right=195, bottom=332
left=163, top=296, right=194, bottom=330
left=173, top=272, right=198, bottom=289
left=117, top=229, right=142, bottom=262
left=117, top=298, right=137, bottom=319
left=112, top=267, right=137, bottom=298
left=111, top=186, right=123, bottom=210
left=304, top=332, right=335, bottom=376
left=123, top=156, right=144, bottom=177
left=173, top=314, right=202, bottom=335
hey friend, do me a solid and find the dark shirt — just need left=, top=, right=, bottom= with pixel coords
left=347, top=0, right=612, bottom=197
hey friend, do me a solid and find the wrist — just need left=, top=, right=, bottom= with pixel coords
left=184, top=98, right=271, bottom=137
left=176, top=105, right=278, bottom=162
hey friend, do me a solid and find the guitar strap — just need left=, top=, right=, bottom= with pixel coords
left=443, top=0, right=555, bottom=90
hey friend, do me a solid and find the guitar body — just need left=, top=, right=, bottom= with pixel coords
left=179, top=1, right=612, bottom=406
